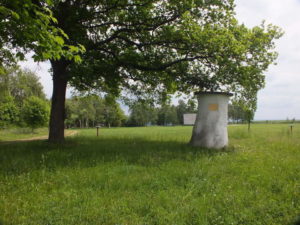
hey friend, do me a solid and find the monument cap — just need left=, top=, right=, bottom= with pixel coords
left=194, top=91, right=233, bottom=97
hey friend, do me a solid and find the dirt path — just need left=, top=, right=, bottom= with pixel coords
left=0, top=130, right=78, bottom=144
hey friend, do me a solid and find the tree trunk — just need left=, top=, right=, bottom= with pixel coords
left=48, top=60, right=68, bottom=142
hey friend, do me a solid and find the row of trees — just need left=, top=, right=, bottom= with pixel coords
left=65, top=94, right=126, bottom=128
left=0, top=65, right=260, bottom=129
left=64, top=95, right=198, bottom=128
left=0, top=63, right=263, bottom=130
left=128, top=98, right=259, bottom=127
left=127, top=99, right=197, bottom=126
left=0, top=65, right=264, bottom=130
left=0, top=65, right=199, bottom=129
left=0, top=66, right=50, bottom=130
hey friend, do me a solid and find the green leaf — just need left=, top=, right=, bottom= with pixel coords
left=54, top=36, right=64, bottom=45
left=74, top=55, right=82, bottom=63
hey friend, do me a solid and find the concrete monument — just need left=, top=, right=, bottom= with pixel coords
left=190, top=92, right=232, bottom=149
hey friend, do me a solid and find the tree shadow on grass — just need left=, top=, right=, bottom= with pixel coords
left=0, top=135, right=234, bottom=176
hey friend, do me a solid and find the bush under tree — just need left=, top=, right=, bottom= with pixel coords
left=0, top=96, right=19, bottom=128
left=22, top=96, right=50, bottom=131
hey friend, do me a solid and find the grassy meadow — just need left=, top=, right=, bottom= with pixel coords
left=0, top=124, right=299, bottom=225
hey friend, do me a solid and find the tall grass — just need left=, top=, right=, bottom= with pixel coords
left=0, top=125, right=299, bottom=225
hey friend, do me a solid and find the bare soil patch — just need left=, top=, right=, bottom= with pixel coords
left=0, top=130, right=78, bottom=144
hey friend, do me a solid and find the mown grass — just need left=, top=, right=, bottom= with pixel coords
left=0, top=127, right=49, bottom=141
left=0, top=125, right=299, bottom=225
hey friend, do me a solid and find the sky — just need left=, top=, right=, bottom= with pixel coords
left=235, top=0, right=300, bottom=120
left=19, top=0, right=300, bottom=120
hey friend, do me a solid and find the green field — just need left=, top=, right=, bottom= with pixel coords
left=0, top=125, right=299, bottom=225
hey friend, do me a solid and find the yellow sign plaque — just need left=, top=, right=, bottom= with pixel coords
left=208, top=104, right=218, bottom=111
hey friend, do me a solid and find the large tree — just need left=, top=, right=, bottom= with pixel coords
left=47, top=0, right=239, bottom=142
left=0, top=0, right=84, bottom=131
left=2, top=1, right=281, bottom=142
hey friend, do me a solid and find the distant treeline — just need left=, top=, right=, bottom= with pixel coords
left=65, top=94, right=126, bottom=128
left=2, top=66, right=297, bottom=129
left=252, top=119, right=299, bottom=124
left=0, top=66, right=200, bottom=129
left=65, top=96, right=198, bottom=128
left=126, top=99, right=197, bottom=127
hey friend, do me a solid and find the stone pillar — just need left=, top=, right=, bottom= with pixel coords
left=190, top=92, right=232, bottom=149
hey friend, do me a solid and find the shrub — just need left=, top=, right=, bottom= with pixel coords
left=22, top=96, right=50, bottom=131
left=0, top=96, right=19, bottom=128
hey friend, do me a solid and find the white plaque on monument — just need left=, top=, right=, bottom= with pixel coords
left=183, top=113, right=197, bottom=125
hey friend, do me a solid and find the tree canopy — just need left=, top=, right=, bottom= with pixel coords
left=0, top=0, right=84, bottom=74
left=49, top=0, right=282, bottom=104
left=52, top=0, right=239, bottom=94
